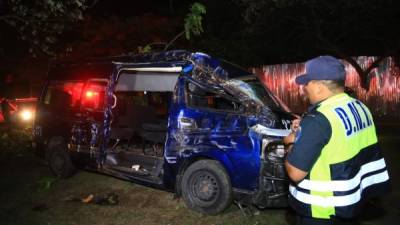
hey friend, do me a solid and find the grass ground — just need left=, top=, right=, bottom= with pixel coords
left=0, top=127, right=398, bottom=225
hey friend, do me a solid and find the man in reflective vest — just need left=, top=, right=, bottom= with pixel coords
left=284, top=56, right=390, bottom=225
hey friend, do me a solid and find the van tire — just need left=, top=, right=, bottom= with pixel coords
left=181, top=160, right=232, bottom=215
left=48, top=143, right=76, bottom=178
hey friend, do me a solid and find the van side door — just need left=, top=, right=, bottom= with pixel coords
left=166, top=79, right=259, bottom=189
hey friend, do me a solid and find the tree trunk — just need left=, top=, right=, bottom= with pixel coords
left=341, top=55, right=385, bottom=91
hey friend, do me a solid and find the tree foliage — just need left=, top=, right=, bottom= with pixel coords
left=183, top=2, right=206, bottom=40
left=0, top=0, right=89, bottom=56
left=66, top=15, right=180, bottom=58
left=140, top=2, right=206, bottom=53
left=233, top=0, right=400, bottom=90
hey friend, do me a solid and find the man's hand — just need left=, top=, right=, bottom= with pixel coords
left=291, top=118, right=301, bottom=132
left=283, top=132, right=295, bottom=154
left=284, top=117, right=309, bottom=182
left=283, top=132, right=296, bottom=145
left=283, top=118, right=301, bottom=154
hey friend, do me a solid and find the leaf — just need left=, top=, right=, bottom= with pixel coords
left=36, top=176, right=58, bottom=192
left=191, top=2, right=206, bottom=15
left=183, top=2, right=206, bottom=40
left=142, top=45, right=152, bottom=53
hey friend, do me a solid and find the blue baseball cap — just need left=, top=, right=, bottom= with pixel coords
left=295, top=55, right=345, bottom=85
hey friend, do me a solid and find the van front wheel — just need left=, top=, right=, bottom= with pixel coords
left=181, top=160, right=232, bottom=215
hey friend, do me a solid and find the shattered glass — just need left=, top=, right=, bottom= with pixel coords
left=187, top=52, right=289, bottom=127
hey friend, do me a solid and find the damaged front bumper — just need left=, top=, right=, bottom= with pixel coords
left=255, top=139, right=288, bottom=208
left=235, top=125, right=290, bottom=208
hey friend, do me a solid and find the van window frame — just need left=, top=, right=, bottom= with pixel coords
left=43, top=80, right=85, bottom=110
left=184, top=79, right=245, bottom=115
left=112, top=69, right=179, bottom=118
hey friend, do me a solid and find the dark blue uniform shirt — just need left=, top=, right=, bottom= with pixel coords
left=287, top=103, right=332, bottom=172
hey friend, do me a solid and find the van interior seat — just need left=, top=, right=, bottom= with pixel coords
left=110, top=91, right=171, bottom=145
left=110, top=99, right=158, bottom=140
left=140, top=120, right=168, bottom=144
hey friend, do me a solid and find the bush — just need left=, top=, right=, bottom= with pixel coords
left=0, top=128, right=32, bottom=158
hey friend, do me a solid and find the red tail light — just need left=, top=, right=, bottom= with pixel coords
left=81, top=84, right=104, bottom=110
left=85, top=90, right=98, bottom=98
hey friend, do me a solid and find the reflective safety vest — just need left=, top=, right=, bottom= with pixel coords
left=289, top=93, right=390, bottom=219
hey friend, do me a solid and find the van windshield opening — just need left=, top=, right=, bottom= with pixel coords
left=222, top=77, right=291, bottom=113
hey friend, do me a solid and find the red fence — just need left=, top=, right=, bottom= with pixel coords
left=252, top=57, right=400, bottom=120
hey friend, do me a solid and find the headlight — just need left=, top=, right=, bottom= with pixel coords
left=262, top=139, right=285, bottom=159
left=261, top=139, right=287, bottom=180
left=268, top=143, right=285, bottom=158
left=20, top=109, right=34, bottom=121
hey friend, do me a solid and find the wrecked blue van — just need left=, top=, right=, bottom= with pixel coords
left=33, top=50, right=295, bottom=215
